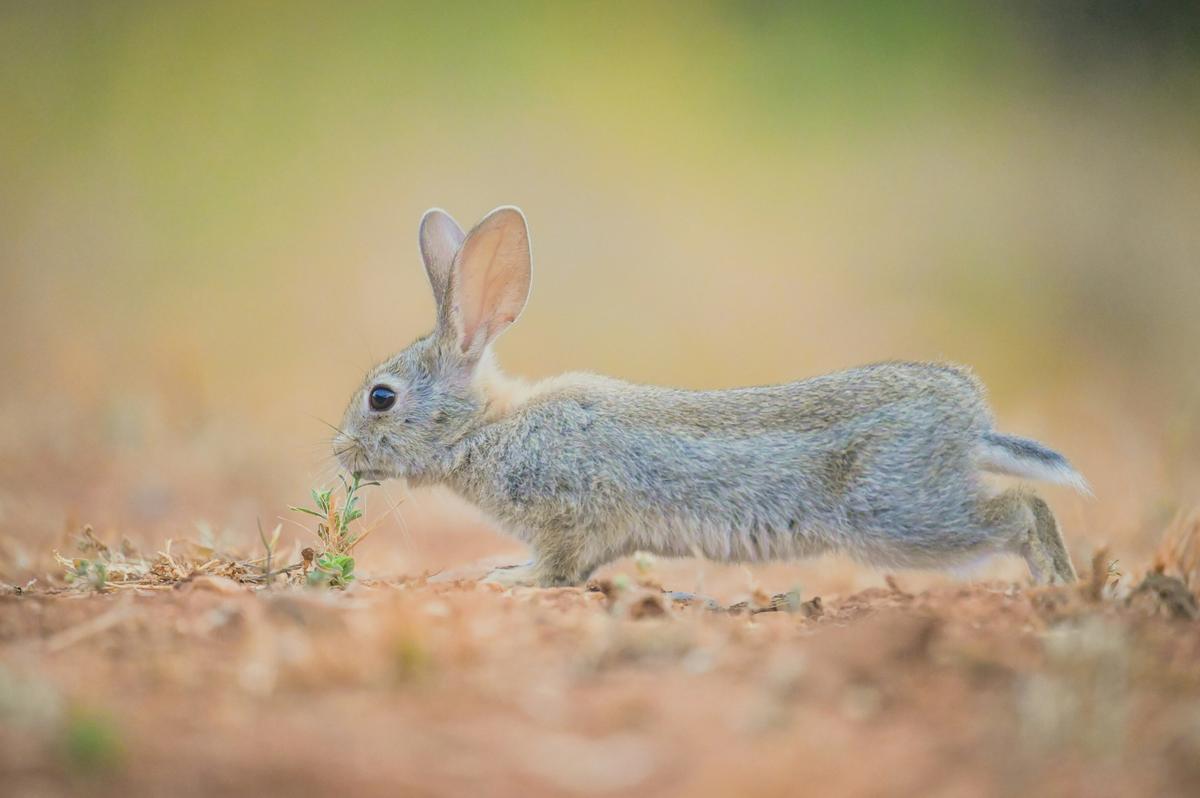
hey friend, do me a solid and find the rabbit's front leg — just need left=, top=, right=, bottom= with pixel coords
left=530, top=527, right=607, bottom=586
left=481, top=555, right=587, bottom=588
left=482, top=560, right=538, bottom=588
left=482, top=522, right=606, bottom=587
left=483, top=529, right=598, bottom=587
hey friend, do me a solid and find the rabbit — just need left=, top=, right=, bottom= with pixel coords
left=334, top=205, right=1088, bottom=588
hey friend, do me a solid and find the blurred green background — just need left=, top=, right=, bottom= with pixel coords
left=2, top=1, right=1198, bottom=584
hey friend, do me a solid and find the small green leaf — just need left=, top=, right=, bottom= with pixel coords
left=311, top=488, right=332, bottom=513
left=288, top=506, right=327, bottom=520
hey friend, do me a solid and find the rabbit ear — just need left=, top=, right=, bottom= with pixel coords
left=418, top=208, right=466, bottom=315
left=448, top=206, right=532, bottom=356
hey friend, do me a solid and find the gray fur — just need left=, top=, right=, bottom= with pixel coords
left=335, top=206, right=1086, bottom=587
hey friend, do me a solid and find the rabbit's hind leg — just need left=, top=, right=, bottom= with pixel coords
left=976, top=488, right=1075, bottom=585
left=1026, top=493, right=1077, bottom=584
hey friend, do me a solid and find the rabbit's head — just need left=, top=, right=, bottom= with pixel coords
left=334, top=206, right=532, bottom=483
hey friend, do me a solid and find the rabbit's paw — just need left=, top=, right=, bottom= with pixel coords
left=482, top=561, right=538, bottom=588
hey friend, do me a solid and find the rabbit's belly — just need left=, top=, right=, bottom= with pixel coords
left=627, top=510, right=836, bottom=564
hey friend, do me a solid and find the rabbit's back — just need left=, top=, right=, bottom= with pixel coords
left=451, top=362, right=997, bottom=567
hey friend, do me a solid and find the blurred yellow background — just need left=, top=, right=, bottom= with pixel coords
left=2, top=1, right=1198, bottom=593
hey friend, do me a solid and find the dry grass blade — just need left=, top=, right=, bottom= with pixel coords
left=1086, top=545, right=1117, bottom=602
left=1154, top=508, right=1200, bottom=590
left=47, top=474, right=383, bottom=594
left=53, top=527, right=304, bottom=592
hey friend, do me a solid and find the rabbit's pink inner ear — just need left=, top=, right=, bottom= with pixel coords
left=419, top=209, right=466, bottom=311
left=452, top=207, right=531, bottom=355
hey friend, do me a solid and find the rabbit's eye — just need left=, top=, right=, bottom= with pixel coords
left=368, top=385, right=397, bottom=411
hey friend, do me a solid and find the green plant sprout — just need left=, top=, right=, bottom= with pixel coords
left=289, top=473, right=379, bottom=589
left=308, top=552, right=356, bottom=589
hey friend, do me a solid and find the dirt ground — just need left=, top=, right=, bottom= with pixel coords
left=1, top=377, right=1197, bottom=798
left=3, top=524, right=1200, bottom=798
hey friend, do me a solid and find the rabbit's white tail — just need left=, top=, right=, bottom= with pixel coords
left=977, top=432, right=1091, bottom=495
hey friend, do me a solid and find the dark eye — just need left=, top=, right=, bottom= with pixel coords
left=368, top=385, right=397, bottom=411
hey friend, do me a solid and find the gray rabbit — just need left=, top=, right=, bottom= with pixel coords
left=335, top=206, right=1086, bottom=587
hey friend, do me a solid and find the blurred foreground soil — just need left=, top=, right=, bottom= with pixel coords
left=3, top=544, right=1200, bottom=798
